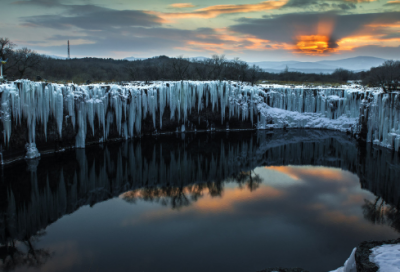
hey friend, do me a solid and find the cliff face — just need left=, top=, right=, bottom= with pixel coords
left=0, top=80, right=399, bottom=162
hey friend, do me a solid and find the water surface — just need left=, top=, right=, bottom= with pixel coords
left=1, top=130, right=399, bottom=272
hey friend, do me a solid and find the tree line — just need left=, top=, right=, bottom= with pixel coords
left=1, top=37, right=399, bottom=92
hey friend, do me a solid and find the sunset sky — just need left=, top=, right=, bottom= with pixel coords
left=1, top=0, right=400, bottom=61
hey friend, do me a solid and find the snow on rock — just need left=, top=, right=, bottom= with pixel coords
left=370, top=244, right=400, bottom=272
left=0, top=80, right=399, bottom=160
left=25, top=143, right=40, bottom=159
left=330, top=248, right=357, bottom=272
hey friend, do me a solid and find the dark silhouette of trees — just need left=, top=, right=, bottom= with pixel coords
left=14, top=48, right=42, bottom=79
left=231, top=170, right=263, bottom=192
left=0, top=38, right=15, bottom=61
left=362, top=60, right=400, bottom=92
left=363, top=196, right=400, bottom=233
left=226, top=58, right=248, bottom=82
left=248, top=65, right=262, bottom=86
left=0, top=39, right=41, bottom=79
left=0, top=38, right=17, bottom=74
left=209, top=54, right=226, bottom=80
left=332, top=68, right=353, bottom=83
left=171, top=56, right=190, bottom=80
left=0, top=233, right=51, bottom=271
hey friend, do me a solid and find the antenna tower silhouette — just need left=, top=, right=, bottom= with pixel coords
left=68, top=40, right=70, bottom=59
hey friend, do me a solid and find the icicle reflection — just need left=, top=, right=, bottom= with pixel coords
left=1, top=130, right=400, bottom=251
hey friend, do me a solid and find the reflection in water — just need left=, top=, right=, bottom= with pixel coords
left=120, top=170, right=263, bottom=208
left=363, top=197, right=400, bottom=233
left=0, top=130, right=399, bottom=271
left=0, top=232, right=51, bottom=271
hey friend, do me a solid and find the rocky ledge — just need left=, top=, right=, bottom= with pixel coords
left=355, top=238, right=400, bottom=272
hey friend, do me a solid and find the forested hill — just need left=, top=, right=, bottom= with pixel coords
left=1, top=37, right=399, bottom=88
left=0, top=55, right=368, bottom=84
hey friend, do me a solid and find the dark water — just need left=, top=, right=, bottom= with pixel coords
left=0, top=130, right=399, bottom=272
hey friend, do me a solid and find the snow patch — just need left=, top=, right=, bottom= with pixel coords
left=370, top=244, right=400, bottom=272
left=25, top=143, right=40, bottom=160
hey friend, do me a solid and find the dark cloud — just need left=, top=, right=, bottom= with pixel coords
left=283, top=0, right=319, bottom=8
left=332, top=3, right=357, bottom=10
left=29, top=26, right=227, bottom=57
left=283, top=0, right=362, bottom=11
left=231, top=12, right=400, bottom=44
left=22, top=5, right=162, bottom=30
left=12, top=0, right=69, bottom=7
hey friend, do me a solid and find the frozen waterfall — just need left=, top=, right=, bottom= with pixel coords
left=0, top=80, right=399, bottom=160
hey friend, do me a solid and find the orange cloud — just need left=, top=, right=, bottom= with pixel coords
left=319, top=210, right=360, bottom=224
left=337, top=35, right=400, bottom=50
left=292, top=18, right=338, bottom=55
left=174, top=28, right=293, bottom=53
left=266, top=166, right=345, bottom=181
left=148, top=0, right=288, bottom=21
left=170, top=3, right=195, bottom=8
left=366, top=22, right=400, bottom=28
left=194, top=185, right=284, bottom=213
left=295, top=35, right=338, bottom=55
left=344, top=0, right=377, bottom=2
left=120, top=184, right=285, bottom=227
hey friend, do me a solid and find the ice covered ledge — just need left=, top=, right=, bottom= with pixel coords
left=330, top=238, right=400, bottom=272
left=0, top=80, right=399, bottom=163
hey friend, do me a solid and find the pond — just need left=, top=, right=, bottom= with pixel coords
left=0, top=130, right=399, bottom=272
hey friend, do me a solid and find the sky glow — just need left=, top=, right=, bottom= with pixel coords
left=1, top=0, right=399, bottom=61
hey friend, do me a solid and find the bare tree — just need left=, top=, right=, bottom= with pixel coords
left=363, top=196, right=400, bottom=233
left=14, top=48, right=42, bottom=79
left=332, top=68, right=352, bottom=82
left=0, top=38, right=17, bottom=73
left=365, top=60, right=400, bottom=92
left=248, top=64, right=262, bottom=86
left=171, top=56, right=190, bottom=80
left=194, top=59, right=212, bottom=80
left=210, top=54, right=226, bottom=80
left=143, top=65, right=159, bottom=83
left=235, top=58, right=249, bottom=83
left=0, top=38, right=16, bottom=60
left=125, top=65, right=139, bottom=81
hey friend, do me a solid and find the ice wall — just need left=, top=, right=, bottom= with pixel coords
left=0, top=80, right=399, bottom=160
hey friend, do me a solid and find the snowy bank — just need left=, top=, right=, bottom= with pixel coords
left=370, top=244, right=400, bottom=272
left=0, top=80, right=399, bottom=162
left=331, top=239, right=400, bottom=272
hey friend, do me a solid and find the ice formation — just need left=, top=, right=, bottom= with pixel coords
left=330, top=248, right=357, bottom=272
left=25, top=143, right=40, bottom=159
left=0, top=80, right=399, bottom=159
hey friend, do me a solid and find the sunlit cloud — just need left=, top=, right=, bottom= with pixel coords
left=344, top=0, right=377, bottom=2
left=194, top=186, right=284, bottom=213
left=337, top=35, right=400, bottom=50
left=293, top=18, right=339, bottom=55
left=295, top=35, right=338, bottom=55
left=174, top=28, right=293, bottom=53
left=265, top=166, right=346, bottom=181
left=169, top=3, right=195, bottom=8
left=148, top=0, right=288, bottom=21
